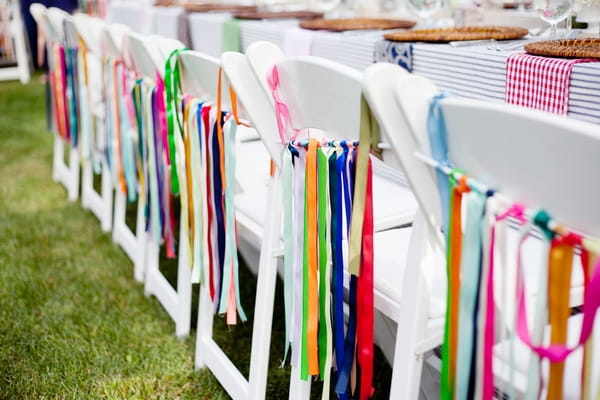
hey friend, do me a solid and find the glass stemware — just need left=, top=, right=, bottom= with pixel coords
left=534, top=0, right=574, bottom=37
left=408, top=0, right=443, bottom=27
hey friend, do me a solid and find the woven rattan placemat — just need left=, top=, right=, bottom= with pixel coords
left=525, top=38, right=600, bottom=58
left=233, top=10, right=323, bottom=20
left=299, top=18, right=416, bottom=32
left=384, top=26, right=528, bottom=42
left=182, top=3, right=258, bottom=13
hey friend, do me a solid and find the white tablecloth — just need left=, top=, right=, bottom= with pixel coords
left=110, top=2, right=189, bottom=45
left=110, top=5, right=600, bottom=125
left=410, top=43, right=600, bottom=125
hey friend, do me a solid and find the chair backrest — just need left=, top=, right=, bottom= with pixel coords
left=29, top=3, right=46, bottom=24
left=156, top=37, right=185, bottom=61
left=73, top=13, right=104, bottom=55
left=43, top=7, right=66, bottom=43
left=63, top=16, right=79, bottom=49
left=125, top=31, right=165, bottom=79
left=225, top=41, right=398, bottom=169
left=100, top=23, right=129, bottom=60
left=221, top=49, right=280, bottom=162
left=362, top=63, right=442, bottom=237
left=440, top=96, right=600, bottom=237
left=365, top=62, right=600, bottom=238
left=178, top=50, right=231, bottom=107
left=127, top=32, right=177, bottom=78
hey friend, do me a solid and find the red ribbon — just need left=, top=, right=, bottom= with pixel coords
left=357, top=158, right=374, bottom=400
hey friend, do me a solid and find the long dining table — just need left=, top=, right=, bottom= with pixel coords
left=109, top=3, right=600, bottom=125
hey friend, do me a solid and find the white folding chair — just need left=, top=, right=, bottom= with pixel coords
left=0, top=0, right=30, bottom=83
left=99, top=24, right=150, bottom=284
left=127, top=32, right=192, bottom=337
left=363, top=62, right=593, bottom=399
left=41, top=6, right=80, bottom=202
left=220, top=41, right=428, bottom=400
left=174, top=48, right=278, bottom=397
left=72, top=14, right=113, bottom=232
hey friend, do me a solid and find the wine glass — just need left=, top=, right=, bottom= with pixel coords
left=534, top=0, right=574, bottom=37
left=408, top=0, right=443, bottom=27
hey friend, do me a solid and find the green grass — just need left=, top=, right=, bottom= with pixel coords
left=0, top=76, right=391, bottom=399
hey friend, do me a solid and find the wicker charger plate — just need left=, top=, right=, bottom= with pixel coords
left=233, top=10, right=324, bottom=20
left=182, top=3, right=258, bottom=13
left=299, top=18, right=416, bottom=32
left=525, top=38, right=600, bottom=58
left=384, top=26, right=528, bottom=42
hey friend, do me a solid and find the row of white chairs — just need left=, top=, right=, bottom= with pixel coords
left=30, top=4, right=600, bottom=399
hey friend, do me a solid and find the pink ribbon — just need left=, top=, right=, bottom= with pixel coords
left=267, top=65, right=300, bottom=145
left=482, top=203, right=528, bottom=399
left=516, top=227, right=600, bottom=363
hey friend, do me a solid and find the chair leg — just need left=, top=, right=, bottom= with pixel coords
left=247, top=178, right=282, bottom=400
left=100, top=160, right=113, bottom=232
left=81, top=162, right=92, bottom=210
left=52, top=135, right=63, bottom=182
left=195, top=283, right=213, bottom=369
left=144, top=236, right=159, bottom=297
left=112, top=190, right=125, bottom=244
left=67, top=147, right=80, bottom=202
left=133, top=195, right=147, bottom=283
left=389, top=211, right=434, bottom=400
left=175, top=221, right=192, bottom=338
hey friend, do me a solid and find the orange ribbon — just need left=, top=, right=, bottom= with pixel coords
left=547, top=235, right=574, bottom=400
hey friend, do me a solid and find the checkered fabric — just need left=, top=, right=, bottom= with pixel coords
left=505, top=53, right=598, bottom=115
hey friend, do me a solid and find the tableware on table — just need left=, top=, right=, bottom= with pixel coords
left=524, top=37, right=600, bottom=56
left=383, top=25, right=529, bottom=41
left=299, top=18, right=416, bottom=31
left=181, top=3, right=258, bottom=13
left=534, top=0, right=574, bottom=36
left=408, top=0, right=443, bottom=26
left=232, top=10, right=324, bottom=19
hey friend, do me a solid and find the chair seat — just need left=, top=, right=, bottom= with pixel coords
left=494, top=313, right=600, bottom=399
left=234, top=174, right=418, bottom=236
left=372, top=228, right=447, bottom=321
left=504, top=225, right=584, bottom=307
left=235, top=137, right=271, bottom=194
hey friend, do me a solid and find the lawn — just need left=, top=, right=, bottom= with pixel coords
left=0, top=76, right=390, bottom=399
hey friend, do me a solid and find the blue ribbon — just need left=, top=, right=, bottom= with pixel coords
left=334, top=146, right=357, bottom=399
left=65, top=47, right=79, bottom=147
left=329, top=151, right=345, bottom=382
left=427, top=92, right=453, bottom=233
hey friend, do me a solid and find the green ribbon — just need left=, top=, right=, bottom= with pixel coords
left=317, top=148, right=332, bottom=381
left=133, top=79, right=145, bottom=161
left=301, top=147, right=310, bottom=380
left=348, top=96, right=381, bottom=276
left=163, top=47, right=187, bottom=196
left=441, top=173, right=456, bottom=400
left=221, top=19, right=241, bottom=53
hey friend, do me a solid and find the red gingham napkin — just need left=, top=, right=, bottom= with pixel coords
left=505, top=53, right=597, bottom=115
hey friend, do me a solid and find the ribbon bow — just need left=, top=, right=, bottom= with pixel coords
left=267, top=65, right=300, bottom=145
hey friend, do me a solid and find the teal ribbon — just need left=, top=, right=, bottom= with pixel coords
left=282, top=147, right=294, bottom=364
left=79, top=73, right=91, bottom=160
left=218, top=118, right=247, bottom=322
left=524, top=211, right=554, bottom=400
left=117, top=64, right=137, bottom=203
left=427, top=92, right=453, bottom=234
left=189, top=100, right=204, bottom=285
left=454, top=189, right=486, bottom=400
left=147, top=85, right=161, bottom=242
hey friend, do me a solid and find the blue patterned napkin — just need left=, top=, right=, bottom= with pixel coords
left=373, top=40, right=413, bottom=72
